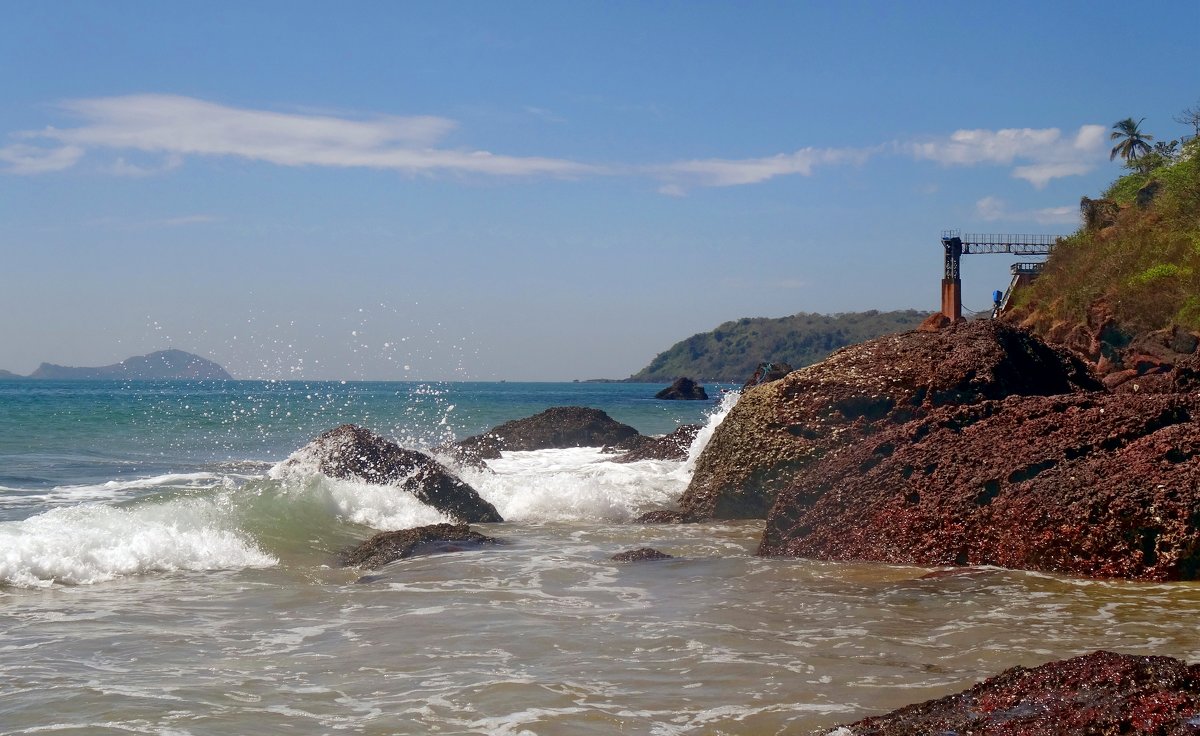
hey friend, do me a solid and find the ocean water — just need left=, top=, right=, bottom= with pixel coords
left=3, top=379, right=1200, bottom=735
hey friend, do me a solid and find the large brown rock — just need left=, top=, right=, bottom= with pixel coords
left=279, top=424, right=502, bottom=523
left=343, top=523, right=500, bottom=569
left=825, top=650, right=1200, bottom=735
left=655, top=377, right=709, bottom=400
left=677, top=320, right=1099, bottom=521
left=454, top=406, right=640, bottom=460
left=760, top=393, right=1200, bottom=580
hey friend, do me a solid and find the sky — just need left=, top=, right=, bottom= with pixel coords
left=2, top=1, right=1197, bottom=381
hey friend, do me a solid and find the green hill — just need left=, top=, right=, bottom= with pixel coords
left=628, top=310, right=930, bottom=384
left=1016, top=134, right=1200, bottom=341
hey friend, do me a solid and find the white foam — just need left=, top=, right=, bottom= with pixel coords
left=680, top=389, right=740, bottom=473
left=0, top=497, right=276, bottom=588
left=311, top=475, right=451, bottom=530
left=462, top=448, right=686, bottom=523
left=0, top=472, right=245, bottom=510
left=451, top=392, right=739, bottom=524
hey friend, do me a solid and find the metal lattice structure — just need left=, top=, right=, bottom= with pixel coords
left=939, top=230, right=1064, bottom=320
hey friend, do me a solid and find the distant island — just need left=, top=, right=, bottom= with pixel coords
left=625, top=309, right=930, bottom=383
left=1, top=349, right=231, bottom=380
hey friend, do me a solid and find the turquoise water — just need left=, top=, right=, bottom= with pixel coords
left=0, top=379, right=718, bottom=497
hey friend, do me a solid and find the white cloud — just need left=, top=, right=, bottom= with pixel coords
left=0, top=94, right=1113, bottom=197
left=909, top=124, right=1108, bottom=188
left=974, top=196, right=1079, bottom=225
left=0, top=143, right=84, bottom=174
left=650, top=146, right=872, bottom=192
left=5, top=94, right=593, bottom=178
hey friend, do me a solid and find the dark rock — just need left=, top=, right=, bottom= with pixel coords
left=678, top=320, right=1100, bottom=522
left=609, top=424, right=701, bottom=463
left=1137, top=179, right=1163, bottom=208
left=634, top=509, right=697, bottom=524
left=454, top=407, right=640, bottom=460
left=343, top=523, right=500, bottom=569
left=826, top=650, right=1200, bottom=735
left=759, top=392, right=1200, bottom=580
left=610, top=547, right=674, bottom=562
left=655, top=377, right=709, bottom=400
left=1081, top=196, right=1120, bottom=231
left=281, top=424, right=502, bottom=523
left=742, top=361, right=794, bottom=389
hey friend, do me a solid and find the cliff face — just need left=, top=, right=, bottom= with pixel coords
left=759, top=392, right=1200, bottom=580
left=27, top=349, right=231, bottom=380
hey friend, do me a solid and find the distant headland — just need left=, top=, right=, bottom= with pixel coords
left=1, top=349, right=231, bottom=380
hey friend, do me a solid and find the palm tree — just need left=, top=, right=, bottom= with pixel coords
left=1109, top=117, right=1154, bottom=163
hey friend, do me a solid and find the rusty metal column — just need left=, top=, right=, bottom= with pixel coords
left=941, top=235, right=962, bottom=321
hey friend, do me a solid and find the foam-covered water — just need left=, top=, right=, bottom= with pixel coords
left=3, top=380, right=1200, bottom=734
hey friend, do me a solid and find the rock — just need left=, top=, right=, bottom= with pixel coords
left=655, top=377, right=709, bottom=400
left=742, top=361, right=794, bottom=389
left=610, top=547, right=674, bottom=562
left=634, top=509, right=696, bottom=524
left=454, top=407, right=640, bottom=460
left=279, top=424, right=502, bottom=523
left=343, top=523, right=500, bottom=568
left=608, top=424, right=701, bottom=463
left=825, top=650, right=1200, bottom=735
left=678, top=320, right=1099, bottom=521
left=759, top=393, right=1200, bottom=580
left=917, top=313, right=951, bottom=332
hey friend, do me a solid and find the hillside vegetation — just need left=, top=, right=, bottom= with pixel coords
left=628, top=310, right=929, bottom=383
left=1018, top=131, right=1200, bottom=337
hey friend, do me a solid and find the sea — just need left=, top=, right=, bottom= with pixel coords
left=3, top=379, right=1200, bottom=735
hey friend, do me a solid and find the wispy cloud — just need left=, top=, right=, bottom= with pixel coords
left=975, top=195, right=1079, bottom=225
left=3, top=94, right=593, bottom=178
left=907, top=124, right=1108, bottom=188
left=649, top=146, right=873, bottom=195
left=0, top=142, right=84, bottom=174
left=0, top=94, right=1113, bottom=197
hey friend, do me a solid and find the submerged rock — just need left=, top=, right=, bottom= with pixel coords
left=655, top=377, right=708, bottom=400
left=343, top=523, right=500, bottom=569
left=825, top=650, right=1200, bottom=735
left=759, top=393, right=1200, bottom=580
left=607, top=424, right=701, bottom=463
left=610, top=548, right=673, bottom=562
left=280, top=424, right=502, bottom=523
left=454, top=406, right=640, bottom=460
left=678, top=320, right=1099, bottom=521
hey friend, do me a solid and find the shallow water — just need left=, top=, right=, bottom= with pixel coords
left=6, top=520, right=1200, bottom=735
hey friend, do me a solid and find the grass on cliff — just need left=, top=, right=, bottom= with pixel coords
left=1019, top=139, right=1200, bottom=333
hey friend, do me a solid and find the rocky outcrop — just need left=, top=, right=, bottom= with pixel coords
left=759, top=393, right=1200, bottom=580
left=676, top=320, right=1099, bottom=521
left=610, top=548, right=673, bottom=562
left=278, top=424, right=502, bottom=523
left=742, top=361, right=793, bottom=389
left=454, top=406, right=640, bottom=460
left=343, top=523, right=500, bottom=568
left=607, top=424, right=701, bottom=463
left=655, top=377, right=708, bottom=400
left=825, top=650, right=1200, bottom=735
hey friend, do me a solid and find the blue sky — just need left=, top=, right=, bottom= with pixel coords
left=2, top=1, right=1196, bottom=380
